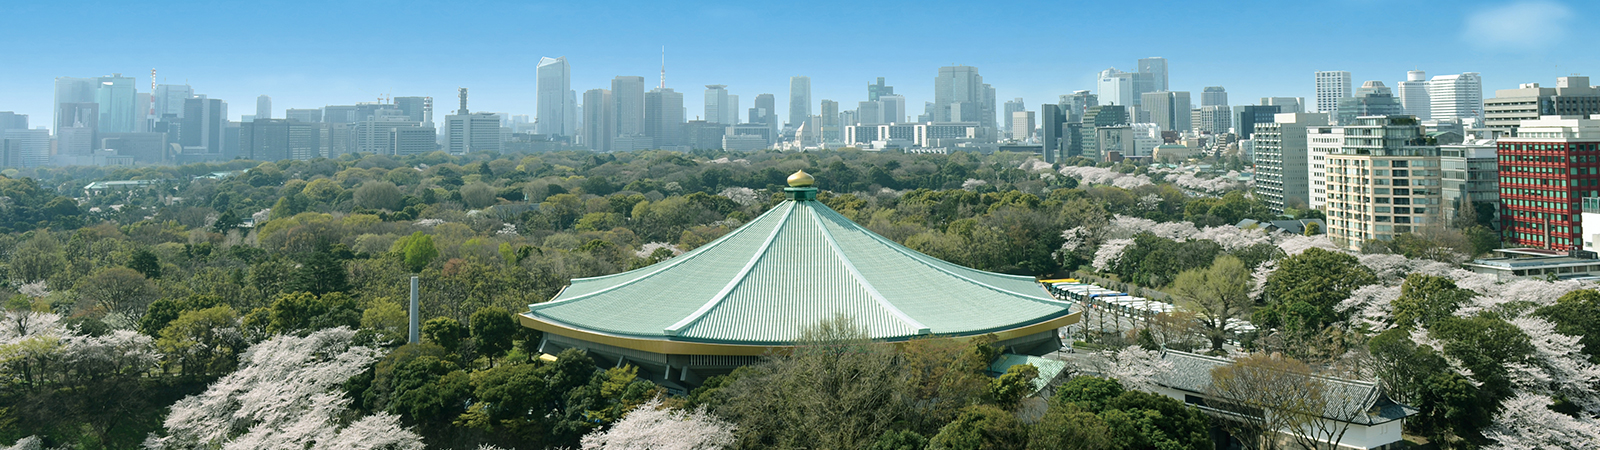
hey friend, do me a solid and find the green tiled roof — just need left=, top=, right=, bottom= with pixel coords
left=526, top=192, right=1073, bottom=345
left=988, top=354, right=1070, bottom=395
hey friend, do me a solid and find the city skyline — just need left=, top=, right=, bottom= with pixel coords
left=1, top=1, right=1592, bottom=131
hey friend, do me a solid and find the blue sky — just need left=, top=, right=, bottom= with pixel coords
left=1, top=0, right=1593, bottom=130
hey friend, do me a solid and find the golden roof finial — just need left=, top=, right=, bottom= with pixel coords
left=787, top=170, right=815, bottom=187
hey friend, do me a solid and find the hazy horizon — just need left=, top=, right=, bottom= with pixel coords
left=2, top=0, right=1592, bottom=130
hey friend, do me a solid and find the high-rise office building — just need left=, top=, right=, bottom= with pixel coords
left=857, top=101, right=881, bottom=125
left=54, top=77, right=97, bottom=133
left=1499, top=116, right=1600, bottom=250
left=1260, top=97, right=1305, bottom=114
left=256, top=95, right=272, bottom=120
left=1003, top=98, right=1025, bottom=137
left=393, top=97, right=432, bottom=124
left=92, top=74, right=139, bottom=133
left=868, top=77, right=894, bottom=101
left=353, top=109, right=424, bottom=154
left=1097, top=68, right=1135, bottom=107
left=286, top=109, right=322, bottom=123
left=2, top=129, right=50, bottom=168
left=322, top=105, right=358, bottom=124
left=1200, top=86, right=1227, bottom=107
left=445, top=88, right=501, bottom=154
left=181, top=97, right=227, bottom=154
left=1253, top=112, right=1329, bottom=213
left=0, top=112, right=26, bottom=131
left=57, top=102, right=99, bottom=141
left=645, top=87, right=683, bottom=148
left=1440, top=137, right=1499, bottom=228
left=1324, top=116, right=1439, bottom=250
left=1427, top=72, right=1483, bottom=124
left=536, top=56, right=573, bottom=136
left=1315, top=71, right=1353, bottom=116
left=1040, top=104, right=1066, bottom=163
left=704, top=85, right=731, bottom=124
left=582, top=89, right=613, bottom=152
left=1335, top=81, right=1404, bottom=126
left=1233, top=105, right=1280, bottom=139
left=1011, top=111, right=1035, bottom=141
left=727, top=94, right=739, bottom=125
left=1060, top=91, right=1098, bottom=123
left=819, top=100, right=839, bottom=143
left=152, top=84, right=192, bottom=119
left=241, top=119, right=325, bottom=161
left=879, top=95, right=905, bottom=124
left=1397, top=71, right=1431, bottom=120
left=934, top=66, right=995, bottom=135
left=1138, top=57, right=1169, bottom=93
left=1197, top=105, right=1231, bottom=135
left=1485, top=76, right=1600, bottom=133
left=612, top=76, right=646, bottom=139
left=788, top=76, right=811, bottom=127
left=1142, top=91, right=1192, bottom=133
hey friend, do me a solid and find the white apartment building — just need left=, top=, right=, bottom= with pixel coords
left=1428, top=73, right=1484, bottom=125
left=1315, top=71, right=1352, bottom=115
left=1307, top=125, right=1345, bottom=210
left=1253, top=112, right=1329, bottom=213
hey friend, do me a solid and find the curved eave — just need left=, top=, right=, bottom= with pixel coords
left=519, top=309, right=1081, bottom=357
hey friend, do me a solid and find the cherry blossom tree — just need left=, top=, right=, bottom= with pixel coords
left=1483, top=393, right=1600, bottom=450
left=1085, top=347, right=1173, bottom=392
left=146, top=327, right=423, bottom=450
left=579, top=397, right=737, bottom=450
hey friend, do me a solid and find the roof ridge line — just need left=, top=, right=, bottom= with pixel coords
left=817, top=206, right=1069, bottom=307
left=531, top=201, right=794, bottom=311
left=663, top=200, right=798, bottom=336
left=804, top=203, right=931, bottom=335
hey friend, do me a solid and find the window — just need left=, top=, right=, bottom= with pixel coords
left=1394, top=207, right=1411, bottom=214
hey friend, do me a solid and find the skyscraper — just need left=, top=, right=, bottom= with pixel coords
left=1427, top=72, right=1483, bottom=124
left=583, top=89, right=613, bottom=152
left=445, top=88, right=501, bottom=154
left=92, top=74, right=138, bottom=133
left=181, top=97, right=227, bottom=154
left=1397, top=70, right=1431, bottom=120
left=1138, top=57, right=1169, bottom=92
left=53, top=77, right=97, bottom=133
left=1040, top=104, right=1066, bottom=163
left=789, top=76, right=811, bottom=127
left=256, top=95, right=272, bottom=120
left=1061, top=91, right=1098, bottom=123
left=726, top=94, right=739, bottom=125
left=537, top=57, right=572, bottom=136
left=1253, top=112, right=1330, bottom=213
left=857, top=101, right=881, bottom=125
left=819, top=100, right=839, bottom=142
left=1003, top=98, right=1025, bottom=138
left=1141, top=91, right=1192, bottom=133
left=1011, top=111, right=1035, bottom=141
left=879, top=95, right=905, bottom=124
left=1335, top=81, right=1404, bottom=126
left=1096, top=68, right=1135, bottom=107
left=1200, top=87, right=1228, bottom=107
left=704, top=85, right=730, bottom=123
left=868, top=77, right=894, bottom=101
left=612, top=76, right=646, bottom=139
left=934, top=66, right=993, bottom=133
left=393, top=97, right=433, bottom=124
left=645, top=87, right=684, bottom=148
left=152, top=84, right=193, bottom=119
left=1315, top=71, right=1353, bottom=116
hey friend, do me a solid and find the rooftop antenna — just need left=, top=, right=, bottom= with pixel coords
left=458, top=88, right=469, bottom=114
left=660, top=46, right=666, bottom=89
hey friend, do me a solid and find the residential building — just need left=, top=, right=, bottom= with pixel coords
left=1254, top=112, right=1329, bottom=213
left=1324, top=116, right=1440, bottom=250
left=582, top=89, right=613, bottom=151
left=1233, top=105, right=1279, bottom=139
left=1336, top=81, right=1403, bottom=126
left=1307, top=125, right=1345, bottom=210
left=1441, top=136, right=1499, bottom=227
left=256, top=95, right=272, bottom=120
left=1428, top=72, right=1484, bottom=125
left=1142, top=91, right=1192, bottom=133
left=645, top=87, right=684, bottom=148
left=1012, top=111, right=1035, bottom=141
left=1484, top=76, right=1600, bottom=134
left=789, top=76, right=811, bottom=127
left=1315, top=71, right=1352, bottom=115
left=537, top=56, right=573, bottom=136
left=1397, top=70, right=1431, bottom=120
left=1498, top=116, right=1600, bottom=250
left=1200, top=86, right=1227, bottom=107
left=612, top=76, right=647, bottom=140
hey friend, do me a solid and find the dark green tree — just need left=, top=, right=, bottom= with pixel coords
left=421, top=317, right=465, bottom=353
left=127, top=248, right=162, bottom=279
left=470, top=306, right=518, bottom=362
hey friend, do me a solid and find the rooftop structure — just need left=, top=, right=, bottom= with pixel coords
left=521, top=172, right=1078, bottom=390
